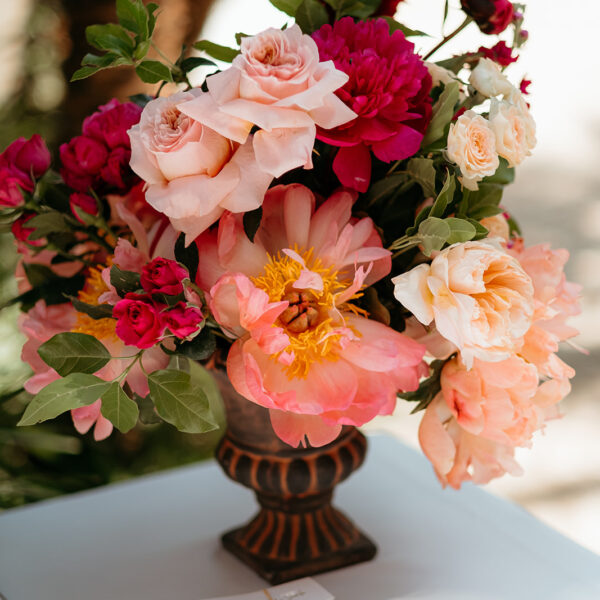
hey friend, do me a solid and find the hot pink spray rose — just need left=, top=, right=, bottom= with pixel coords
left=178, top=25, right=355, bottom=180
left=128, top=89, right=272, bottom=243
left=141, top=257, right=188, bottom=296
left=196, top=183, right=427, bottom=447
left=113, top=294, right=165, bottom=349
left=312, top=18, right=432, bottom=192
left=162, top=302, right=203, bottom=338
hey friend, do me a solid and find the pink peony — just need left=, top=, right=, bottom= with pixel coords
left=113, top=294, right=165, bottom=349
left=461, top=0, right=514, bottom=35
left=140, top=257, right=188, bottom=296
left=196, top=183, right=427, bottom=447
left=312, top=18, right=432, bottom=192
left=178, top=25, right=355, bottom=180
left=478, top=41, right=517, bottom=66
left=162, top=302, right=203, bottom=338
left=128, top=89, right=272, bottom=243
left=71, top=400, right=114, bottom=442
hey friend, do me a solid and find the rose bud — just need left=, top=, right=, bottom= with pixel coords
left=461, top=0, right=514, bottom=35
left=1, top=135, right=51, bottom=179
left=162, top=302, right=203, bottom=339
left=11, top=213, right=44, bottom=246
left=69, top=193, right=99, bottom=224
left=114, top=295, right=165, bottom=349
left=0, top=167, right=29, bottom=207
left=59, top=135, right=108, bottom=192
left=140, top=257, right=189, bottom=296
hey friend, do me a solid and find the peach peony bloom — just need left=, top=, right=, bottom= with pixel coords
left=179, top=25, right=355, bottom=180
left=392, top=241, right=534, bottom=368
left=447, top=111, right=499, bottom=191
left=128, top=89, right=272, bottom=242
left=469, top=57, right=514, bottom=98
left=197, top=183, right=426, bottom=447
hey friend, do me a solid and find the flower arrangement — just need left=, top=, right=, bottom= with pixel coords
left=2, top=0, right=581, bottom=490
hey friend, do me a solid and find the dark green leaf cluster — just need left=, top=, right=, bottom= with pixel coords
left=400, top=359, right=447, bottom=414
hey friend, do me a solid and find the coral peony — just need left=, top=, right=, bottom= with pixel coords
left=393, top=241, right=534, bottom=367
left=313, top=17, right=432, bottom=192
left=196, top=183, right=427, bottom=447
left=461, top=0, right=514, bottom=35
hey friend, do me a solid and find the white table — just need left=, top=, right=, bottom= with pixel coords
left=1, top=435, right=599, bottom=600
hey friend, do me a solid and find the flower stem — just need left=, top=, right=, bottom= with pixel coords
left=423, top=17, right=473, bottom=61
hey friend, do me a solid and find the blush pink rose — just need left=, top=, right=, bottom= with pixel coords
left=393, top=241, right=534, bottom=367
left=71, top=400, right=114, bottom=442
left=196, top=183, right=426, bottom=447
left=140, top=257, right=188, bottom=296
left=162, top=302, right=203, bottom=338
left=178, top=25, right=355, bottom=180
left=128, top=89, right=272, bottom=242
left=113, top=295, right=165, bottom=349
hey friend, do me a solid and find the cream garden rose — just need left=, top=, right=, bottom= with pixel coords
left=447, top=111, right=499, bottom=190
left=392, top=241, right=535, bottom=368
left=469, top=57, right=514, bottom=98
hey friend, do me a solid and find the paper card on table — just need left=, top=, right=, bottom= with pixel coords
left=201, top=577, right=334, bottom=600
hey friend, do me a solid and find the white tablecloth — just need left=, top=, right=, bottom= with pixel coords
left=1, top=435, right=599, bottom=600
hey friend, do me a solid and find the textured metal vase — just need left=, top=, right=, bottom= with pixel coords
left=213, top=370, right=377, bottom=584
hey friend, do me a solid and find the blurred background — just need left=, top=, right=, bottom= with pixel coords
left=0, top=0, right=597, bottom=555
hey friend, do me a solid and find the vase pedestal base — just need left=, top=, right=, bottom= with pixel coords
left=221, top=502, right=377, bottom=584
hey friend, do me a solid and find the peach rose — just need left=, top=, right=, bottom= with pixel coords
left=178, top=25, right=356, bottom=179
left=480, top=213, right=510, bottom=241
left=469, top=57, right=514, bottom=98
left=392, top=241, right=534, bottom=367
left=447, top=111, right=499, bottom=191
left=489, top=96, right=536, bottom=167
left=128, top=89, right=272, bottom=242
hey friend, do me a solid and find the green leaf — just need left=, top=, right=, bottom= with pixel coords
left=422, top=81, right=460, bottom=147
left=443, top=0, right=449, bottom=25
left=469, top=204, right=503, bottom=220
left=38, top=332, right=111, bottom=376
left=116, top=0, right=149, bottom=39
left=382, top=17, right=430, bottom=37
left=193, top=40, right=240, bottom=63
left=337, top=0, right=381, bottom=18
left=68, top=296, right=114, bottom=320
left=135, top=60, right=173, bottom=84
left=465, top=217, right=489, bottom=240
left=23, top=263, right=56, bottom=288
left=71, top=66, right=100, bottom=82
left=436, top=53, right=471, bottom=74
left=418, top=217, right=450, bottom=256
left=406, top=158, right=436, bottom=198
left=133, top=39, right=151, bottom=61
left=110, top=266, right=141, bottom=296
left=243, top=206, right=263, bottom=242
left=148, top=369, right=218, bottom=434
left=400, top=359, right=445, bottom=413
left=483, top=157, right=515, bottom=185
left=18, top=374, right=112, bottom=427
left=295, top=0, right=329, bottom=34
left=147, top=3, right=159, bottom=36
left=86, top=23, right=135, bottom=58
left=268, top=0, right=304, bottom=15
left=174, top=233, right=198, bottom=281
left=101, top=382, right=139, bottom=433
left=81, top=52, right=126, bottom=68
left=445, top=217, right=477, bottom=244
left=430, top=172, right=455, bottom=218
left=176, top=327, right=216, bottom=361
left=365, top=174, right=409, bottom=205
left=26, top=212, right=69, bottom=240
left=179, top=57, right=216, bottom=73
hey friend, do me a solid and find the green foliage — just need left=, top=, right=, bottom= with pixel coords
left=193, top=40, right=240, bottom=63
left=400, top=359, right=446, bottom=413
left=148, top=369, right=218, bottom=434
left=174, top=233, right=198, bottom=281
left=366, top=173, right=409, bottom=205
left=324, top=0, right=382, bottom=19
left=457, top=183, right=504, bottom=224
left=422, top=81, right=460, bottom=147
left=38, top=333, right=111, bottom=377
left=69, top=296, right=114, bottom=320
left=484, top=158, right=515, bottom=185
left=418, top=217, right=451, bottom=256
left=269, top=0, right=304, bottom=15
left=382, top=17, right=430, bottom=37
left=176, top=327, right=217, bottom=361
left=26, top=211, right=70, bottom=240
left=135, top=60, right=173, bottom=84
left=18, top=374, right=112, bottom=426
left=295, top=0, right=330, bottom=34
left=110, top=265, right=141, bottom=296
left=406, top=158, right=436, bottom=198
left=101, top=382, right=139, bottom=433
left=429, top=171, right=455, bottom=218
left=445, top=217, right=477, bottom=244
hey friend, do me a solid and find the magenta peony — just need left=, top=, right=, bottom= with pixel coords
left=479, top=41, right=517, bottom=66
left=461, top=0, right=514, bottom=35
left=313, top=17, right=432, bottom=192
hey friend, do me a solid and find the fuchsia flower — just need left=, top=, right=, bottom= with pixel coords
left=11, top=213, right=44, bottom=246
left=60, top=99, right=142, bottom=193
left=163, top=302, right=203, bottom=338
left=313, top=18, right=432, bottom=192
left=196, top=184, right=427, bottom=447
left=479, top=41, right=517, bottom=66
left=113, top=294, right=165, bottom=349
left=141, top=257, right=188, bottom=296
left=461, top=0, right=514, bottom=35
left=520, top=78, right=532, bottom=95
left=69, top=193, right=98, bottom=223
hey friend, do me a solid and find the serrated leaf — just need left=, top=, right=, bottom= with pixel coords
left=148, top=369, right=218, bottom=434
left=295, top=0, right=329, bottom=34
left=86, top=23, right=135, bottom=57
left=116, top=0, right=149, bottom=39
left=101, top=382, right=139, bottom=433
left=176, top=327, right=216, bottom=361
left=193, top=40, right=240, bottom=63
left=110, top=266, right=141, bottom=296
left=445, top=217, right=477, bottom=244
left=406, top=158, right=436, bottom=198
left=418, top=217, right=450, bottom=256
left=179, top=57, right=217, bottom=73
left=383, top=17, right=430, bottom=37
left=243, top=206, right=263, bottom=242
left=135, top=60, right=173, bottom=84
left=68, top=296, right=114, bottom=320
left=269, top=0, right=304, bottom=15
left=422, top=81, right=460, bottom=147
left=430, top=172, right=455, bottom=218
left=18, top=374, right=112, bottom=426
left=174, top=233, right=198, bottom=281
left=38, top=332, right=111, bottom=376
